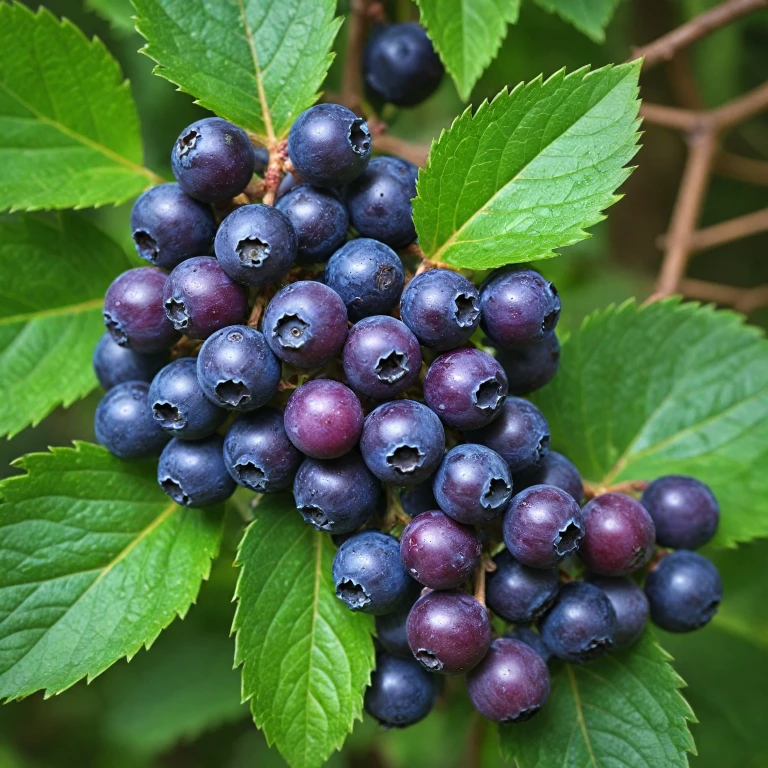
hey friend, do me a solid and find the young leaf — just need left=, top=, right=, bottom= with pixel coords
left=0, top=442, right=223, bottom=700
left=0, top=4, right=158, bottom=212
left=0, top=214, right=133, bottom=439
left=86, top=0, right=136, bottom=36
left=533, top=0, right=621, bottom=42
left=234, top=494, right=375, bottom=768
left=414, top=0, right=521, bottom=101
left=133, top=0, right=341, bottom=143
left=413, top=62, right=641, bottom=269
left=533, top=299, right=768, bottom=548
left=500, top=631, right=695, bottom=767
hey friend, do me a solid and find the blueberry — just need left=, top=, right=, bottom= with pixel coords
left=400, top=480, right=438, bottom=517
left=433, top=444, right=512, bottom=524
left=262, top=281, right=348, bottom=368
left=130, top=183, right=216, bottom=269
left=171, top=117, right=255, bottom=203
left=486, top=550, right=559, bottom=624
left=148, top=358, right=226, bottom=440
left=400, top=269, right=481, bottom=351
left=214, top=204, right=297, bottom=287
left=586, top=575, right=649, bottom=648
left=645, top=551, right=722, bottom=633
left=494, top=333, right=561, bottom=395
left=94, top=381, right=169, bottom=460
left=504, top=626, right=552, bottom=663
left=514, top=450, right=583, bottom=503
left=196, top=325, right=281, bottom=412
left=288, top=104, right=371, bottom=188
left=93, top=333, right=169, bottom=391
left=641, top=475, right=720, bottom=550
left=332, top=530, right=411, bottom=613
left=252, top=146, right=270, bottom=176
left=376, top=599, right=416, bottom=657
left=360, top=400, right=444, bottom=485
left=275, top=171, right=300, bottom=200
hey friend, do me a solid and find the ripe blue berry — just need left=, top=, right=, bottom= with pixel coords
left=587, top=575, right=649, bottom=648
left=486, top=550, right=559, bottom=624
left=376, top=598, right=416, bottom=657
left=400, top=480, right=438, bottom=517
left=93, top=333, right=168, bottom=391
left=252, top=146, right=269, bottom=176
left=514, top=450, right=583, bottom=503
left=504, top=626, right=552, bottom=663
left=276, top=171, right=300, bottom=200
left=494, top=333, right=561, bottom=395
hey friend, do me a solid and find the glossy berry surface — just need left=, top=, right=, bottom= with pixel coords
left=284, top=380, right=364, bottom=459
left=641, top=475, right=720, bottom=550
left=325, top=238, right=404, bottom=321
left=514, top=450, right=583, bottom=503
left=252, top=146, right=269, bottom=176
left=423, top=348, right=508, bottom=431
left=375, top=600, right=415, bottom=657
left=130, top=183, right=216, bottom=269
left=503, top=484, right=584, bottom=568
left=400, top=510, right=482, bottom=590
left=645, top=551, right=722, bottom=633
left=400, top=268, right=481, bottom=351
left=400, top=480, right=438, bottom=517
left=171, top=117, right=255, bottom=203
left=580, top=493, right=656, bottom=576
left=196, top=325, right=281, bottom=411
left=494, top=333, right=561, bottom=395
left=466, top=638, right=550, bottom=723
left=433, top=443, right=512, bottom=524
left=157, top=435, right=236, bottom=507
left=342, top=316, right=421, bottom=399
left=587, top=575, right=649, bottom=648
left=262, top=281, right=348, bottom=368
left=288, top=104, right=372, bottom=188
left=163, top=256, right=248, bottom=339
left=360, top=400, right=444, bottom=485
left=505, top=626, right=552, bottom=663
left=93, top=333, right=168, bottom=391
left=406, top=590, right=491, bottom=675
left=95, top=381, right=168, bottom=460
left=104, top=268, right=180, bottom=353
left=539, top=581, right=617, bottom=664
left=332, top=531, right=411, bottom=614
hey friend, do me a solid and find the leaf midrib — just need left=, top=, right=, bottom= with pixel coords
left=0, top=297, right=103, bottom=328
left=566, top=664, right=598, bottom=768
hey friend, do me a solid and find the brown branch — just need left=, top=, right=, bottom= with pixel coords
left=679, top=277, right=768, bottom=313
left=373, top=133, right=431, bottom=166
left=640, top=103, right=702, bottom=132
left=665, top=53, right=706, bottom=111
left=714, top=151, right=768, bottom=187
left=657, top=207, right=768, bottom=253
left=340, top=0, right=370, bottom=113
left=583, top=479, right=649, bottom=500
left=712, top=80, right=768, bottom=130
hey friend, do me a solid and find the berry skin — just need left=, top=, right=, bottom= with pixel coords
left=505, top=626, right=552, bottom=663
left=362, top=22, right=444, bottom=107
left=104, top=268, right=180, bottom=353
left=148, top=358, right=226, bottom=440
left=288, top=104, right=372, bottom=188
left=325, top=238, right=405, bottom=321
left=503, top=484, right=584, bottom=569
left=252, top=146, right=269, bottom=176
left=423, top=348, right=508, bottom=431
left=400, top=510, right=482, bottom=590
left=433, top=444, right=512, bottom=524
left=214, top=204, right=298, bottom=287
left=284, top=380, right=364, bottom=459
left=332, top=530, right=411, bottom=614
left=539, top=581, right=617, bottom=663
left=465, top=397, right=550, bottom=474
left=486, top=549, right=559, bottom=624
left=406, top=590, right=491, bottom=675
left=580, top=493, right=656, bottom=577
left=376, top=599, right=416, bottom=657
left=196, top=325, right=281, bottom=412
left=163, top=256, right=248, bottom=339
left=157, top=435, right=236, bottom=507
left=514, top=450, right=583, bottom=503
left=360, top=400, right=445, bottom=485
left=345, top=157, right=418, bottom=248
left=262, top=281, right=348, bottom=368
left=94, top=381, right=169, bottom=460
left=494, top=333, right=561, bottom=395
left=400, top=480, right=438, bottom=517
left=641, top=475, right=720, bottom=550
left=645, top=551, right=722, bottom=633
left=171, top=117, right=255, bottom=203
left=275, top=171, right=300, bottom=200
left=479, top=268, right=561, bottom=349
left=130, top=183, right=216, bottom=269
left=400, top=269, right=481, bottom=351
left=466, top=638, right=550, bottom=723
left=93, top=333, right=169, bottom=391
left=587, top=575, right=649, bottom=648
left=294, top=452, right=382, bottom=533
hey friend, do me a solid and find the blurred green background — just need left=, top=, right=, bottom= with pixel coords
left=1, top=0, right=767, bottom=766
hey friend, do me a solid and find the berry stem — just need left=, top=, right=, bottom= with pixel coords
left=583, top=478, right=649, bottom=500
left=340, top=0, right=372, bottom=113
left=382, top=485, right=409, bottom=531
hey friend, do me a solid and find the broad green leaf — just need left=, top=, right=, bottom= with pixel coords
left=533, top=299, right=768, bottom=547
left=0, top=442, right=223, bottom=700
left=413, top=62, right=641, bottom=269
left=533, top=0, right=621, bottom=42
left=0, top=214, right=133, bottom=439
left=0, top=4, right=158, bottom=211
left=234, top=494, right=375, bottom=768
left=133, top=0, right=341, bottom=143
left=87, top=0, right=136, bottom=35
left=415, top=0, right=521, bottom=100
left=500, top=631, right=695, bottom=767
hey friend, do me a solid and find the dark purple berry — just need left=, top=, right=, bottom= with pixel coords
left=93, top=333, right=168, bottom=391
left=505, top=626, right=552, bottom=663
left=494, top=333, right=561, bottom=395
left=275, top=171, right=300, bottom=200
left=587, top=575, right=649, bottom=648
left=252, top=146, right=269, bottom=176
left=400, top=480, right=438, bottom=517
left=376, top=599, right=416, bottom=657
left=514, top=451, right=583, bottom=503
left=486, top=550, right=559, bottom=624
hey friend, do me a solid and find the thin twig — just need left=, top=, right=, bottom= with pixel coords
left=712, top=80, right=768, bottom=130
left=373, top=133, right=431, bottom=166
left=640, top=102, right=703, bottom=132
left=679, top=278, right=768, bottom=313
left=714, top=151, right=768, bottom=187
left=583, top=479, right=649, bottom=500
left=657, top=207, right=768, bottom=253
left=340, top=0, right=370, bottom=112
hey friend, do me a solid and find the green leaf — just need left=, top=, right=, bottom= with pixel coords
left=86, top=0, right=136, bottom=35
left=415, top=0, right=521, bottom=100
left=533, top=0, right=621, bottom=42
left=0, top=4, right=158, bottom=212
left=533, top=299, right=768, bottom=547
left=500, top=631, right=695, bottom=767
left=234, top=494, right=375, bottom=768
left=0, top=213, right=133, bottom=438
left=0, top=442, right=223, bottom=700
left=133, top=0, right=341, bottom=143
left=412, top=62, right=641, bottom=269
